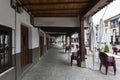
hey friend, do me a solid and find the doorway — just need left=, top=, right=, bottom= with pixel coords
left=40, top=34, right=44, bottom=57
left=21, top=25, right=30, bottom=69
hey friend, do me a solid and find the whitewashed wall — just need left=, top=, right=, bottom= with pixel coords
left=30, top=27, right=39, bottom=49
left=34, top=17, right=80, bottom=27
left=0, top=0, right=15, bottom=29
left=0, top=0, right=39, bottom=53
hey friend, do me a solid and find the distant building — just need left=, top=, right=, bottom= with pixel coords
left=105, top=13, right=120, bottom=45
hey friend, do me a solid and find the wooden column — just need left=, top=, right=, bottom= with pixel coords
left=78, top=17, right=86, bottom=67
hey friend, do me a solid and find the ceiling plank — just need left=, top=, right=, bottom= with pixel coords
left=31, top=10, right=80, bottom=14
left=29, top=8, right=84, bottom=12
left=33, top=13, right=78, bottom=15
left=34, top=14, right=78, bottom=17
left=25, top=3, right=87, bottom=10
left=19, top=0, right=89, bottom=5
left=23, top=2, right=88, bottom=5
left=28, top=7, right=84, bottom=11
left=19, top=0, right=112, bottom=17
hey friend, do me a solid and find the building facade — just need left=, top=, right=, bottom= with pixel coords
left=105, top=13, right=120, bottom=45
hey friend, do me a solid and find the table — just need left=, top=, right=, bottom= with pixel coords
left=105, top=53, right=120, bottom=59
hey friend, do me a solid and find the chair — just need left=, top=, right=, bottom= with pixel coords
left=65, top=46, right=71, bottom=53
left=71, top=44, right=74, bottom=48
left=112, top=47, right=119, bottom=55
left=118, top=49, right=120, bottom=53
left=65, top=44, right=75, bottom=53
left=71, top=50, right=79, bottom=66
left=76, top=44, right=79, bottom=50
left=99, top=52, right=116, bottom=75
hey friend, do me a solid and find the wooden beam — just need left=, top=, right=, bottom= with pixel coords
left=21, top=0, right=89, bottom=5
left=29, top=8, right=82, bottom=12
left=28, top=8, right=84, bottom=11
left=33, top=13, right=78, bottom=17
left=33, top=14, right=79, bottom=17
left=79, top=0, right=99, bottom=17
left=31, top=10, right=80, bottom=14
left=83, top=0, right=113, bottom=17
left=25, top=3, right=87, bottom=10
left=33, top=13, right=78, bottom=15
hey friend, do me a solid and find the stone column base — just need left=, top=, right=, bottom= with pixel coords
left=81, top=61, right=86, bottom=68
left=77, top=60, right=86, bottom=68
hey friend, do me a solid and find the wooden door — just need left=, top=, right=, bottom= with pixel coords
left=21, top=25, right=29, bottom=68
left=40, top=36, right=44, bottom=57
left=46, top=37, right=49, bottom=49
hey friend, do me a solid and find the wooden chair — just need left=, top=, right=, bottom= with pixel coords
left=76, top=44, right=79, bottom=50
left=71, top=50, right=79, bottom=66
left=65, top=46, right=71, bottom=53
left=112, top=47, right=119, bottom=55
left=65, top=44, right=75, bottom=53
left=99, top=52, right=116, bottom=75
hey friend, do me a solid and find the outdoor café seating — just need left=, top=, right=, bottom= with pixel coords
left=71, top=48, right=87, bottom=66
left=99, top=52, right=116, bottom=75
left=65, top=46, right=71, bottom=53
left=65, top=44, right=75, bottom=53
left=71, top=50, right=80, bottom=66
left=112, top=47, right=120, bottom=55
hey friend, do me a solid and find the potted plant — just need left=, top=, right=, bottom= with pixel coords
left=104, top=44, right=109, bottom=53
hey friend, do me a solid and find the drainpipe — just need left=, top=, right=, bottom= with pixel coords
left=14, top=1, right=17, bottom=80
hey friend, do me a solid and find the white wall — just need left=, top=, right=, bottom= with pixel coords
left=34, top=17, right=80, bottom=27
left=0, top=0, right=15, bottom=29
left=15, top=10, right=40, bottom=53
left=30, top=28, right=39, bottom=49
left=0, top=0, right=39, bottom=53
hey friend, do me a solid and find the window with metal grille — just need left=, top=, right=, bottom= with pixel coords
left=0, top=25, right=12, bottom=73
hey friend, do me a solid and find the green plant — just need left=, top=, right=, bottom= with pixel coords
left=104, top=44, right=109, bottom=53
left=84, top=43, right=88, bottom=47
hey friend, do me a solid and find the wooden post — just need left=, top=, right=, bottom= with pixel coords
left=78, top=17, right=86, bottom=67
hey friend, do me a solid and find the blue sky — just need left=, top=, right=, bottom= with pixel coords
left=93, top=0, right=120, bottom=25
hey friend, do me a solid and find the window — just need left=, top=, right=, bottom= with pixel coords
left=111, top=19, right=119, bottom=27
left=0, top=25, right=12, bottom=73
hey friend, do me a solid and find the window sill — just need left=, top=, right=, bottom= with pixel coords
left=0, top=66, right=14, bottom=77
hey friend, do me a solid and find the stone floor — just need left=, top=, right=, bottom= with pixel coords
left=22, top=44, right=120, bottom=80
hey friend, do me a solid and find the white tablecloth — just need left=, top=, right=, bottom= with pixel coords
left=105, top=53, right=120, bottom=59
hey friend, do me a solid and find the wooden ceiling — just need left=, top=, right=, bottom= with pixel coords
left=19, top=0, right=100, bottom=17
left=18, top=0, right=113, bottom=36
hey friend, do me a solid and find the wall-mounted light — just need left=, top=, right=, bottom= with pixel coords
left=11, top=0, right=17, bottom=9
left=11, top=0, right=23, bottom=13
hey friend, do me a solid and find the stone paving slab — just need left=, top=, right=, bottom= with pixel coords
left=22, top=45, right=120, bottom=80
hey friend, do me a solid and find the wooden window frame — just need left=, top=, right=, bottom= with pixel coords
left=0, top=25, right=12, bottom=73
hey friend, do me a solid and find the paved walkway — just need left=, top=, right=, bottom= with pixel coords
left=22, top=45, right=120, bottom=80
